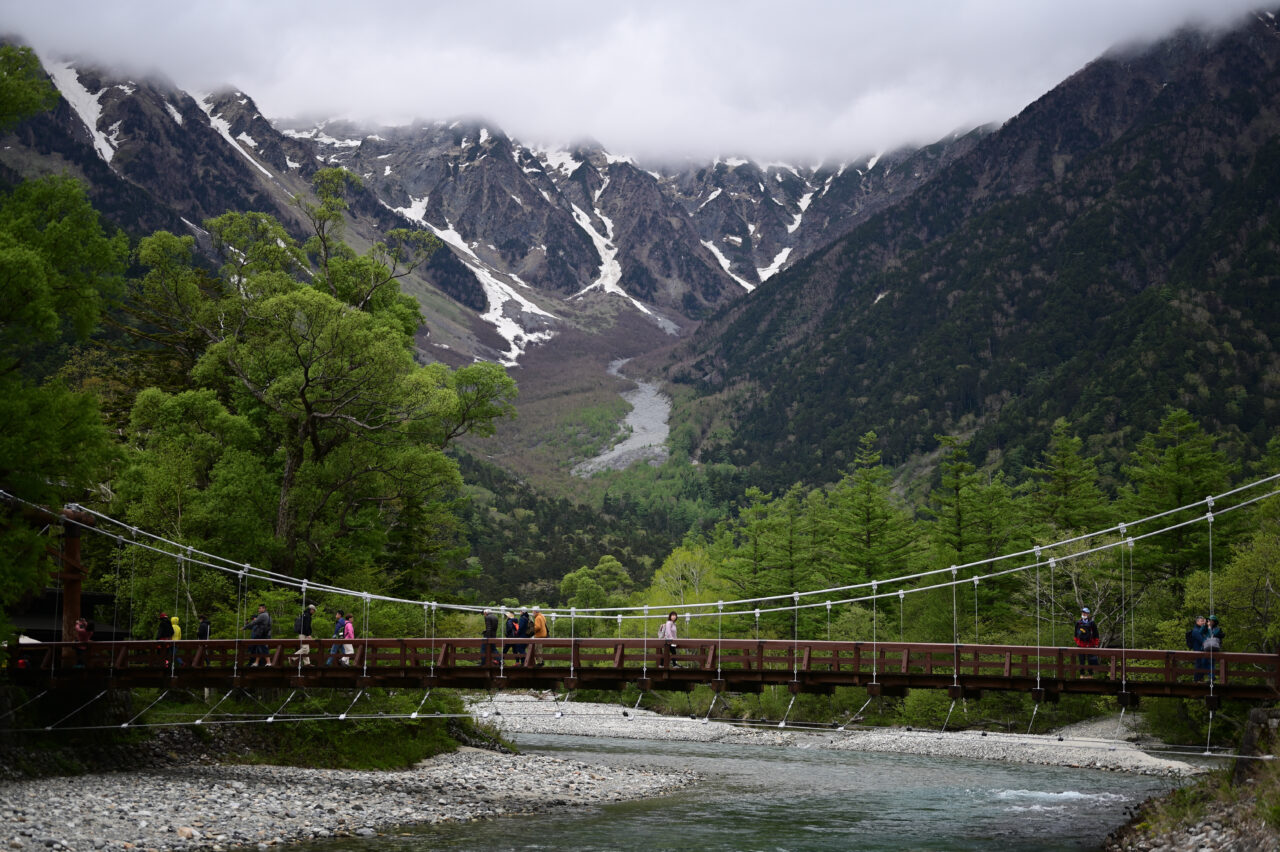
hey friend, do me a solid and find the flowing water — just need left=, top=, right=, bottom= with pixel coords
left=304, top=733, right=1175, bottom=851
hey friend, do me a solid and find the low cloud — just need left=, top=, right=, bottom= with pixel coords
left=7, top=0, right=1264, bottom=161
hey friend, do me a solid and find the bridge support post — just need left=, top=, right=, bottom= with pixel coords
left=710, top=679, right=726, bottom=693
left=1116, top=692, right=1140, bottom=709
left=636, top=678, right=652, bottom=692
left=1204, top=694, right=1222, bottom=711
left=1030, top=688, right=1058, bottom=704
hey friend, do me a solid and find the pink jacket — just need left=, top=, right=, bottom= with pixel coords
left=342, top=621, right=355, bottom=641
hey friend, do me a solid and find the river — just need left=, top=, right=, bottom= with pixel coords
left=299, top=733, right=1173, bottom=851
left=571, top=359, right=671, bottom=476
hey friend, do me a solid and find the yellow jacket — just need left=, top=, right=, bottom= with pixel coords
left=532, top=612, right=548, bottom=638
left=170, top=616, right=182, bottom=641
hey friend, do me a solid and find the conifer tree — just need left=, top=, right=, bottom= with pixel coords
left=1027, top=418, right=1113, bottom=533
left=1118, top=408, right=1236, bottom=595
left=824, top=431, right=921, bottom=585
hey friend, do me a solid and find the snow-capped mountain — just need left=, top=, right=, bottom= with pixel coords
left=2, top=51, right=974, bottom=367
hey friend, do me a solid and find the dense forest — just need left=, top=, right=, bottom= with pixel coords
left=665, top=17, right=1280, bottom=494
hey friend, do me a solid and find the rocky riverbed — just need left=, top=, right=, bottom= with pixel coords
left=474, top=693, right=1203, bottom=778
left=0, top=749, right=697, bottom=851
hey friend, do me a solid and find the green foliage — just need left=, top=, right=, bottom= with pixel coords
left=106, top=171, right=516, bottom=595
left=0, top=68, right=129, bottom=614
left=1119, top=408, right=1236, bottom=596
left=560, top=555, right=633, bottom=634
left=0, top=45, right=57, bottom=131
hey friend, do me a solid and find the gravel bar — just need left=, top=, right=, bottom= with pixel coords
left=0, top=749, right=697, bottom=851
left=475, top=693, right=1202, bottom=778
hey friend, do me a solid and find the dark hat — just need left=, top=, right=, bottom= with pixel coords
left=158, top=612, right=168, bottom=618
left=1208, top=614, right=1218, bottom=621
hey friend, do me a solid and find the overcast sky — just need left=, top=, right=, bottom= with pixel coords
left=3, top=0, right=1265, bottom=162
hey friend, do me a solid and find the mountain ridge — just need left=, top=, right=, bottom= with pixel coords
left=661, top=13, right=1280, bottom=489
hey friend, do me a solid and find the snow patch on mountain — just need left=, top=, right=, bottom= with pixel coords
left=197, top=96, right=272, bottom=178
left=538, top=148, right=579, bottom=176
left=757, top=246, right=792, bottom=282
left=392, top=198, right=556, bottom=364
left=393, top=195, right=430, bottom=224
left=787, top=190, right=815, bottom=234
left=44, top=60, right=115, bottom=163
left=280, top=126, right=362, bottom=148
left=164, top=102, right=183, bottom=125
left=571, top=204, right=623, bottom=296
left=701, top=240, right=755, bottom=292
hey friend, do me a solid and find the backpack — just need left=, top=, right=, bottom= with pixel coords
left=293, top=615, right=304, bottom=634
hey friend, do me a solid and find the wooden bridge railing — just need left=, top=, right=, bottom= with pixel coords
left=10, top=637, right=1279, bottom=702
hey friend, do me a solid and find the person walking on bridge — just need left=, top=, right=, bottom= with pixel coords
left=516, top=607, right=532, bottom=662
left=503, top=611, right=518, bottom=661
left=481, top=608, right=499, bottom=666
left=1186, top=615, right=1208, bottom=682
left=325, top=611, right=347, bottom=666
left=154, top=611, right=174, bottom=667
left=1202, top=615, right=1224, bottom=683
left=530, top=605, right=548, bottom=666
left=341, top=614, right=355, bottom=665
left=170, top=615, right=184, bottom=667
left=293, top=604, right=316, bottom=665
left=659, top=611, right=680, bottom=668
left=196, top=614, right=211, bottom=666
left=1073, top=607, right=1100, bottom=677
left=243, top=603, right=272, bottom=667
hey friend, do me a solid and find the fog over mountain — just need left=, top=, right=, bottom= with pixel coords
left=4, top=0, right=1263, bottom=162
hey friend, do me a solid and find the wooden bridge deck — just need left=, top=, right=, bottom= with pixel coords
left=11, top=638, right=1278, bottom=704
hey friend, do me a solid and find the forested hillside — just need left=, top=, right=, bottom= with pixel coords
left=665, top=15, right=1280, bottom=492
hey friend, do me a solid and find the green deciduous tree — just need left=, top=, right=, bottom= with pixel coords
left=0, top=49, right=128, bottom=610
left=113, top=171, right=516, bottom=595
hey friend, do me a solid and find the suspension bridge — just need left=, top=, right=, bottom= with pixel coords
left=4, top=475, right=1280, bottom=714
left=10, top=636, right=1278, bottom=708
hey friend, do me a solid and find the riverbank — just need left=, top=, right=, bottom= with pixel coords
left=472, top=693, right=1203, bottom=778
left=0, top=749, right=697, bottom=851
